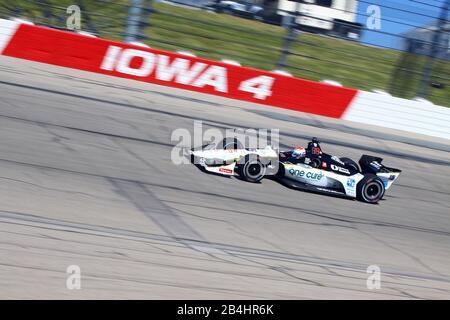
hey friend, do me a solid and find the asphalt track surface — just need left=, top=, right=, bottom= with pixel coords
left=0, top=56, right=449, bottom=299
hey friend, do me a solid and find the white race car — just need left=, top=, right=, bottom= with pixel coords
left=190, top=137, right=401, bottom=204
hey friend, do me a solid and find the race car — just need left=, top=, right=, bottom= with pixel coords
left=190, top=137, right=401, bottom=203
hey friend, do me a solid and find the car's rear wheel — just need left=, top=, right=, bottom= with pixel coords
left=357, top=174, right=385, bottom=204
left=236, top=156, right=266, bottom=183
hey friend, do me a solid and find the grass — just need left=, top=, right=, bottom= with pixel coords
left=1, top=0, right=448, bottom=107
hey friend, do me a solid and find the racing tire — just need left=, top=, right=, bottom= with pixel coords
left=357, top=174, right=385, bottom=204
left=340, top=157, right=360, bottom=172
left=236, top=156, right=266, bottom=183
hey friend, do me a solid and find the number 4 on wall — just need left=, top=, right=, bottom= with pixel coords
left=238, top=75, right=275, bottom=100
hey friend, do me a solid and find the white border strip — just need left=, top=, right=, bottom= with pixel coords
left=343, top=90, right=450, bottom=140
left=0, top=19, right=20, bottom=54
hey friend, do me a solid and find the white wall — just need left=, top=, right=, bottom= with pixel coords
left=342, top=90, right=450, bottom=140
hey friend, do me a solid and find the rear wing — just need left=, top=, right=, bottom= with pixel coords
left=359, top=155, right=402, bottom=190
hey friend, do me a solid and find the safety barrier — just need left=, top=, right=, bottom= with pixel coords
left=0, top=19, right=449, bottom=140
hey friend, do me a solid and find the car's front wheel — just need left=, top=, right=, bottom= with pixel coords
left=236, top=156, right=266, bottom=183
left=357, top=174, right=385, bottom=204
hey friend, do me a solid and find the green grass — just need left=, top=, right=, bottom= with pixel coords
left=1, top=0, right=448, bottom=107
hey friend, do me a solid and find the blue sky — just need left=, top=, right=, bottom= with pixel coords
left=356, top=0, right=445, bottom=49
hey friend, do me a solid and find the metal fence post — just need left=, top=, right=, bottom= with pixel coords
left=141, top=0, right=153, bottom=33
left=417, top=0, right=449, bottom=98
left=277, top=15, right=295, bottom=70
left=125, top=0, right=143, bottom=43
left=276, top=2, right=301, bottom=71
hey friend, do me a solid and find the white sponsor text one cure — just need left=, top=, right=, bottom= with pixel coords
left=100, top=45, right=275, bottom=99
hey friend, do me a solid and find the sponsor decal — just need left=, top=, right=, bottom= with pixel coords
left=288, top=169, right=323, bottom=180
left=219, top=167, right=233, bottom=174
left=331, top=164, right=350, bottom=174
left=331, top=156, right=345, bottom=165
left=370, top=161, right=382, bottom=170
left=321, top=161, right=327, bottom=168
left=347, top=178, right=356, bottom=188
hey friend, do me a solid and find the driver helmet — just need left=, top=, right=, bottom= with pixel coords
left=292, top=146, right=306, bottom=158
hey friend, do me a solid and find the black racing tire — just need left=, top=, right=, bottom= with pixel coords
left=221, top=137, right=243, bottom=150
left=357, top=174, right=385, bottom=204
left=236, top=156, right=266, bottom=183
left=340, top=157, right=360, bottom=172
